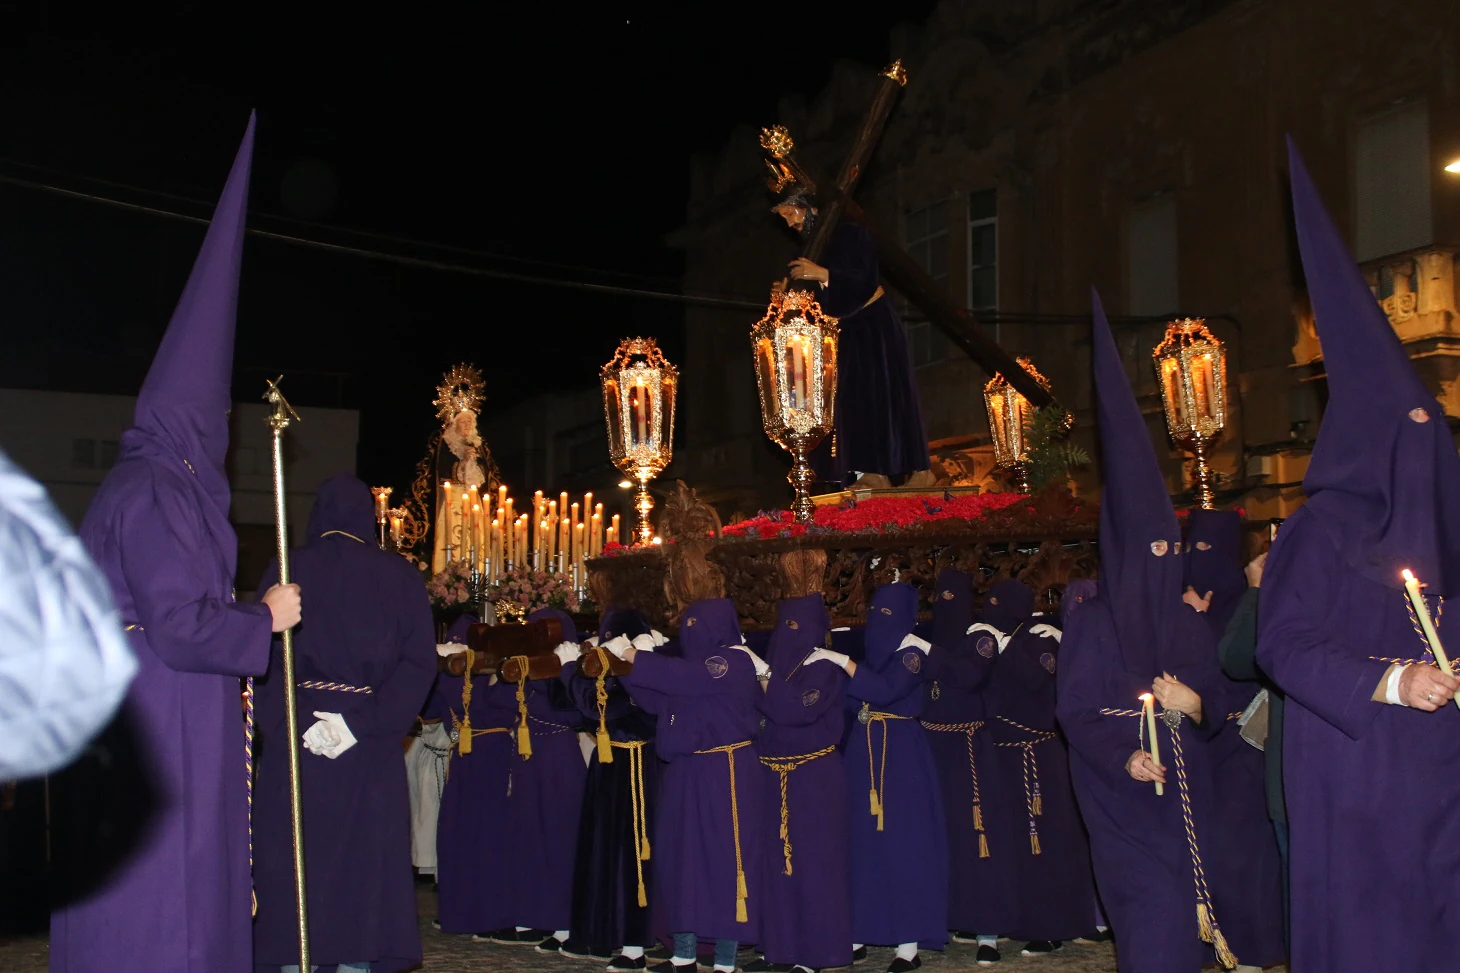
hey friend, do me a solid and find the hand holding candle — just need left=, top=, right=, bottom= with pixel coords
left=1400, top=569, right=1460, bottom=711
left=1138, top=693, right=1164, bottom=795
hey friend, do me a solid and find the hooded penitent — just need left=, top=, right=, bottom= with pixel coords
left=1253, top=140, right=1460, bottom=973
left=1053, top=290, right=1232, bottom=973
left=756, top=593, right=852, bottom=969
left=50, top=115, right=277, bottom=973
left=1184, top=509, right=1247, bottom=635
left=979, top=578, right=1036, bottom=636
left=252, top=475, right=437, bottom=973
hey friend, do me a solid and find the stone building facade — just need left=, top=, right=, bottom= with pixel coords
left=669, top=0, right=1460, bottom=521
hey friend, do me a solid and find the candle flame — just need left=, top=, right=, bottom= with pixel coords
left=1139, top=693, right=1154, bottom=702
left=1403, top=568, right=1417, bottom=582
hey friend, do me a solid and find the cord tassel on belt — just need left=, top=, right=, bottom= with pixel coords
left=510, top=656, right=533, bottom=759
left=760, top=747, right=835, bottom=876
left=613, top=740, right=652, bottom=908
left=458, top=649, right=475, bottom=755
left=921, top=719, right=987, bottom=857
left=594, top=646, right=613, bottom=764
left=864, top=712, right=909, bottom=832
left=695, top=741, right=752, bottom=923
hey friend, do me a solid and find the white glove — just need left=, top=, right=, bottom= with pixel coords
left=967, top=622, right=1013, bottom=655
left=648, top=629, right=669, bottom=646
left=302, top=711, right=357, bottom=759
left=899, top=633, right=933, bottom=655
left=584, top=635, right=600, bottom=647
left=1029, top=624, right=1062, bottom=643
left=603, top=635, right=635, bottom=660
left=435, top=641, right=468, bottom=657
left=804, top=648, right=850, bottom=670
left=631, top=633, right=659, bottom=654
left=554, top=641, right=581, bottom=667
left=734, top=644, right=772, bottom=678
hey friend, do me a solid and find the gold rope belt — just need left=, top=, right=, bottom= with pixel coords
left=992, top=717, right=1058, bottom=856
left=1098, top=706, right=1237, bottom=969
left=594, top=645, right=614, bottom=763
left=612, top=740, right=653, bottom=908
left=758, top=746, right=837, bottom=875
left=862, top=709, right=912, bottom=832
left=298, top=680, right=373, bottom=694
left=919, top=719, right=989, bottom=857
left=509, top=655, right=534, bottom=759
left=693, top=740, right=754, bottom=923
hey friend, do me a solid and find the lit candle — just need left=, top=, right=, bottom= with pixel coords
left=467, top=503, right=478, bottom=568
left=632, top=380, right=649, bottom=444
left=389, top=515, right=402, bottom=547
left=468, top=484, right=479, bottom=518
left=539, top=519, right=549, bottom=565
left=490, top=518, right=500, bottom=582
left=575, top=522, right=585, bottom=570
left=584, top=492, right=594, bottom=525
left=611, top=514, right=620, bottom=546
left=533, top=491, right=544, bottom=548
left=1140, top=693, right=1163, bottom=797
left=591, top=512, right=602, bottom=557
left=1402, top=569, right=1460, bottom=710
left=460, top=493, right=471, bottom=561
left=570, top=503, right=580, bottom=536
left=559, top=493, right=571, bottom=563
left=499, top=485, right=509, bottom=516
left=790, top=336, right=808, bottom=410
left=441, top=481, right=453, bottom=555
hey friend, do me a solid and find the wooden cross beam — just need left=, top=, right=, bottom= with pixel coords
left=761, top=68, right=1056, bottom=410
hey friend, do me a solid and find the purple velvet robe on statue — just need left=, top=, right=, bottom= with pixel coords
left=562, top=610, right=661, bottom=952
left=621, top=598, right=766, bottom=943
left=808, top=221, right=929, bottom=484
left=250, top=476, right=437, bottom=972
left=919, top=569, right=1000, bottom=935
left=845, top=583, right=948, bottom=949
left=1254, top=143, right=1460, bottom=972
left=756, top=594, right=851, bottom=969
left=49, top=115, right=275, bottom=973
left=1055, top=291, right=1228, bottom=972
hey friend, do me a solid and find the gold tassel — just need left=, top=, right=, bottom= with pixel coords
left=459, top=715, right=472, bottom=755
left=513, top=657, right=533, bottom=759
left=641, top=836, right=652, bottom=861
left=458, top=649, right=475, bottom=754
left=518, top=722, right=533, bottom=758
left=736, top=870, right=749, bottom=923
left=1030, top=832, right=1041, bottom=856
left=973, top=804, right=984, bottom=831
left=1197, top=903, right=1214, bottom=942
left=869, top=788, right=880, bottom=817
left=876, top=806, right=885, bottom=832
left=978, top=833, right=990, bottom=858
left=736, top=897, right=748, bottom=923
left=595, top=648, right=613, bottom=763
left=596, top=728, right=612, bottom=764
left=637, top=881, right=648, bottom=909
left=1033, top=794, right=1043, bottom=816
left=1211, top=928, right=1237, bottom=970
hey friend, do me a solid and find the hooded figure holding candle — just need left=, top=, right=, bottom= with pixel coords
left=1255, top=141, right=1460, bottom=973
left=49, top=114, right=303, bottom=973
left=1054, top=291, right=1233, bottom=973
left=559, top=609, right=662, bottom=968
left=250, top=475, right=437, bottom=973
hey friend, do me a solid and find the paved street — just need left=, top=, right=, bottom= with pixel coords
left=1, top=886, right=1288, bottom=972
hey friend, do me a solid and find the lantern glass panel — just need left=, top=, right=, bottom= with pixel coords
left=603, top=377, right=623, bottom=457
left=820, top=334, right=838, bottom=417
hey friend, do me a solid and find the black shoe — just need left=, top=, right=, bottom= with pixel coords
left=431, top=919, right=441, bottom=931
left=538, top=936, right=570, bottom=953
left=976, top=945, right=1001, bottom=966
left=887, top=959, right=920, bottom=973
left=650, top=963, right=698, bottom=973
left=1020, top=941, right=1062, bottom=956
left=648, top=946, right=674, bottom=961
left=851, top=947, right=868, bottom=965
left=950, top=931, right=979, bottom=944
left=562, top=942, right=613, bottom=960
left=608, top=957, right=649, bottom=972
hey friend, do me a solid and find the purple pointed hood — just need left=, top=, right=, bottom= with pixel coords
left=979, top=578, right=1035, bottom=633
left=930, top=568, right=974, bottom=651
left=119, top=113, right=255, bottom=574
left=304, top=474, right=376, bottom=544
left=528, top=607, right=579, bottom=646
left=677, top=597, right=742, bottom=662
left=1288, top=139, right=1460, bottom=595
left=1183, top=508, right=1246, bottom=631
left=764, top=593, right=830, bottom=673
left=1092, top=288, right=1184, bottom=674
left=864, top=582, right=918, bottom=668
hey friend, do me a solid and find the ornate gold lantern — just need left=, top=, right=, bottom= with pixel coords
left=982, top=357, right=1053, bottom=493
left=1152, top=319, right=1228, bottom=509
left=370, top=486, right=392, bottom=548
left=602, top=338, right=678, bottom=545
left=751, top=289, right=840, bottom=522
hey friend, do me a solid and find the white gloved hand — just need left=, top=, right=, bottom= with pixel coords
left=1029, top=624, right=1062, bottom=643
left=648, top=629, right=669, bottom=646
left=804, top=648, right=851, bottom=670
left=899, top=633, right=933, bottom=655
left=967, top=622, right=1013, bottom=654
left=631, top=633, right=659, bottom=654
left=554, top=641, right=581, bottom=667
left=584, top=635, right=600, bottom=647
left=302, top=711, right=357, bottom=759
left=603, top=635, right=635, bottom=660
left=734, top=644, right=772, bottom=678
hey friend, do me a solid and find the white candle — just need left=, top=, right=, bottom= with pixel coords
left=1402, top=569, right=1460, bottom=710
left=1140, top=693, right=1163, bottom=796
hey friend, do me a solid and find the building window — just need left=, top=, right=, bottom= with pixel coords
left=72, top=438, right=95, bottom=469
left=1127, top=192, right=1178, bottom=317
left=904, top=200, right=949, bottom=368
left=968, top=189, right=998, bottom=327
left=1355, top=98, right=1432, bottom=261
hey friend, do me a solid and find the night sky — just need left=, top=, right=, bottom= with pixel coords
left=0, top=3, right=938, bottom=484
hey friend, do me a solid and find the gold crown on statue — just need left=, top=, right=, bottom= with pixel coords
left=760, top=125, right=794, bottom=159
left=434, top=363, right=486, bottom=423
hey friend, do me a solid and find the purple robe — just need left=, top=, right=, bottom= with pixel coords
left=808, top=221, right=929, bottom=483
left=250, top=476, right=436, bottom=972
left=50, top=115, right=274, bottom=973
left=985, top=617, right=1097, bottom=941
left=621, top=598, right=766, bottom=943
left=562, top=610, right=661, bottom=952
left=755, top=595, right=851, bottom=969
left=920, top=570, right=1000, bottom=934
left=845, top=583, right=948, bottom=948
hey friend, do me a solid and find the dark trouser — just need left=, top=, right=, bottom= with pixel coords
left=1272, top=819, right=1291, bottom=949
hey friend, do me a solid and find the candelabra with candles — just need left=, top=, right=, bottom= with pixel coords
left=1152, top=319, right=1228, bottom=510
left=370, top=487, right=393, bottom=548
left=982, top=356, right=1054, bottom=494
left=386, top=507, right=408, bottom=551
left=602, top=338, right=678, bottom=545
left=751, top=289, right=839, bottom=522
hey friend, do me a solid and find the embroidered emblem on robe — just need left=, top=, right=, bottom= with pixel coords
left=902, top=651, right=922, bottom=674
left=802, top=688, right=821, bottom=707
left=705, top=655, right=729, bottom=679
left=976, top=635, right=997, bottom=659
left=1040, top=652, right=1057, bottom=674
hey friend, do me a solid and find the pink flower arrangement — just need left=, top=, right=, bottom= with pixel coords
left=490, top=567, right=581, bottom=613
left=426, top=559, right=475, bottom=609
